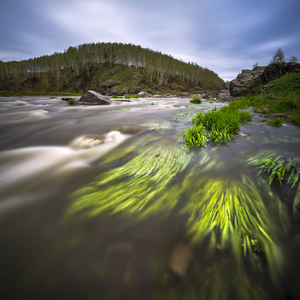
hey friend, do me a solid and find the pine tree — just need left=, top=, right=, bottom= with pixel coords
left=271, top=48, right=285, bottom=63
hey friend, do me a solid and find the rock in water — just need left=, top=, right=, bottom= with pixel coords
left=169, top=243, right=193, bottom=278
left=78, top=90, right=113, bottom=105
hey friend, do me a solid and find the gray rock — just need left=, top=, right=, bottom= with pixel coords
left=137, top=91, right=148, bottom=97
left=230, top=67, right=266, bottom=97
left=77, top=90, right=113, bottom=105
left=217, top=89, right=235, bottom=102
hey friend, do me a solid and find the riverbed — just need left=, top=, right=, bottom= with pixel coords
left=0, top=96, right=299, bottom=300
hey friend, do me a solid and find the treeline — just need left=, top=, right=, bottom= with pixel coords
left=0, top=42, right=224, bottom=90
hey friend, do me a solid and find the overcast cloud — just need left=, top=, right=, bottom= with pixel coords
left=0, top=0, right=299, bottom=81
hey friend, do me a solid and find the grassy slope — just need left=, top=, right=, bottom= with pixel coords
left=229, top=73, right=300, bottom=126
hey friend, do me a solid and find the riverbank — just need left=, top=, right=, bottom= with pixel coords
left=230, top=73, right=300, bottom=126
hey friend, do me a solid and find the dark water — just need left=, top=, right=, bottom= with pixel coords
left=0, top=96, right=299, bottom=300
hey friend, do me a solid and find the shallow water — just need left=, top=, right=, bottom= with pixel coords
left=0, top=96, right=299, bottom=300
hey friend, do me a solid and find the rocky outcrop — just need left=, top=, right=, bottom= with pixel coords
left=230, top=63, right=300, bottom=97
left=230, top=67, right=266, bottom=97
left=262, top=62, right=300, bottom=82
left=77, top=90, right=113, bottom=105
left=217, top=89, right=235, bottom=102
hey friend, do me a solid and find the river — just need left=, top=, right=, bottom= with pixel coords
left=0, top=96, right=299, bottom=300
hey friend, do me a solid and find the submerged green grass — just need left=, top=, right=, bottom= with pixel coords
left=184, top=175, right=288, bottom=262
left=69, top=145, right=190, bottom=219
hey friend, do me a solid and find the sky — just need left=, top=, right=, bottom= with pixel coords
left=0, top=0, right=299, bottom=81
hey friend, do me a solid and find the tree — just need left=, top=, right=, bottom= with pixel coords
left=288, top=56, right=299, bottom=63
left=271, top=48, right=285, bottom=63
left=253, top=62, right=259, bottom=69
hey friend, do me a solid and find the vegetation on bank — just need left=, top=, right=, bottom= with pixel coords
left=229, top=73, right=300, bottom=126
left=0, top=42, right=225, bottom=94
left=266, top=117, right=284, bottom=127
left=183, top=106, right=252, bottom=148
left=125, top=94, right=139, bottom=98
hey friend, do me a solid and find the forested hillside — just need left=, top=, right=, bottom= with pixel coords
left=0, top=42, right=224, bottom=94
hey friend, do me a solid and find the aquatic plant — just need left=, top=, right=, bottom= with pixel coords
left=293, top=186, right=300, bottom=219
left=266, top=117, right=284, bottom=127
left=69, top=145, right=191, bottom=219
left=238, top=110, right=253, bottom=123
left=209, top=126, right=233, bottom=143
left=143, top=121, right=171, bottom=131
left=184, top=175, right=288, bottom=261
left=258, top=157, right=299, bottom=187
left=247, top=152, right=299, bottom=188
left=183, top=124, right=208, bottom=149
left=184, top=106, right=252, bottom=148
left=67, top=99, right=76, bottom=105
left=111, top=95, right=123, bottom=98
left=202, top=106, right=241, bottom=134
left=191, top=111, right=205, bottom=126
left=190, top=98, right=202, bottom=104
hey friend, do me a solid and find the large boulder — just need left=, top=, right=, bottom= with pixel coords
left=77, top=90, right=113, bottom=105
left=230, top=67, right=266, bottom=97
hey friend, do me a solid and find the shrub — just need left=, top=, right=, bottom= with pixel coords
left=266, top=117, right=284, bottom=127
left=190, top=98, right=202, bottom=104
left=67, top=99, right=76, bottom=105
left=184, top=124, right=208, bottom=149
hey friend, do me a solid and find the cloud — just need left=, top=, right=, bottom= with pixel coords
left=0, top=0, right=299, bottom=80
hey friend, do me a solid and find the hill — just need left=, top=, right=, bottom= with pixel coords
left=0, top=42, right=225, bottom=95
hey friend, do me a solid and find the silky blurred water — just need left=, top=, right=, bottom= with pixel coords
left=0, top=96, right=299, bottom=300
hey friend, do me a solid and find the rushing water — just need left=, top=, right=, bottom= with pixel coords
left=0, top=96, right=299, bottom=300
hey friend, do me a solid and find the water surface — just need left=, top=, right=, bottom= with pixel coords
left=0, top=96, right=299, bottom=300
